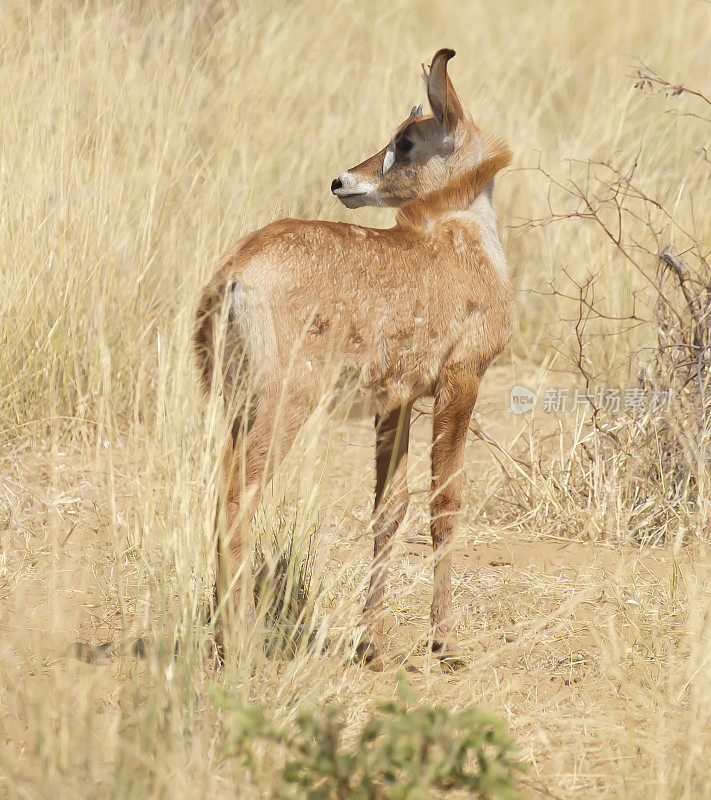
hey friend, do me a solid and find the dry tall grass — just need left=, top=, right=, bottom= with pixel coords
left=2, top=0, right=711, bottom=797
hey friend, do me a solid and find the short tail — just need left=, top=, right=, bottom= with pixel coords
left=194, top=271, right=232, bottom=397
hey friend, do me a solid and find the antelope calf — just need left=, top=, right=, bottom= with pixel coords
left=194, top=49, right=515, bottom=664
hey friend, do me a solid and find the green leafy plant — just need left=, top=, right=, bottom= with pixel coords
left=211, top=678, right=525, bottom=799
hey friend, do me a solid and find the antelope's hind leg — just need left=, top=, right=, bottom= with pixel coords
left=215, top=386, right=311, bottom=652
left=356, top=403, right=412, bottom=667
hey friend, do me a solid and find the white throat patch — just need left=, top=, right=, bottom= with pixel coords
left=445, top=193, right=508, bottom=275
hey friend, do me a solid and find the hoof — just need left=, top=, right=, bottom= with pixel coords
left=437, top=652, right=467, bottom=672
left=366, top=654, right=387, bottom=672
left=430, top=638, right=466, bottom=671
left=354, top=638, right=385, bottom=670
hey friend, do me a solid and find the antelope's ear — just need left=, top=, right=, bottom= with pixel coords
left=425, top=48, right=464, bottom=130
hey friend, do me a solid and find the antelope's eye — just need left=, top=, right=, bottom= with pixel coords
left=395, top=136, right=413, bottom=155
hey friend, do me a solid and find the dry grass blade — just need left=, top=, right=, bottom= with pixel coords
left=2, top=1, right=711, bottom=798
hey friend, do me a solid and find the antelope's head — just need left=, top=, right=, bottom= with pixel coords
left=331, top=48, right=491, bottom=209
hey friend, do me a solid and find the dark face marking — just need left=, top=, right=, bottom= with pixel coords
left=393, top=121, right=420, bottom=162
left=395, top=135, right=414, bottom=155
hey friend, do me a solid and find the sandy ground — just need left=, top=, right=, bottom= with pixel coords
left=2, top=361, right=708, bottom=797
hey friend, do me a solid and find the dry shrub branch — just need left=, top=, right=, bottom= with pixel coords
left=488, top=66, right=711, bottom=545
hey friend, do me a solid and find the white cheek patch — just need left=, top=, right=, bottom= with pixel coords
left=356, top=181, right=377, bottom=194
left=382, top=149, right=395, bottom=174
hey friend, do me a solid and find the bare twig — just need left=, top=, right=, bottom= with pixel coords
left=660, top=247, right=704, bottom=325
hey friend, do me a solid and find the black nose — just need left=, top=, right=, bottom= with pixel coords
left=331, top=177, right=342, bottom=193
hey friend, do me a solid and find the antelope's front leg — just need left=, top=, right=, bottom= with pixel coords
left=430, top=377, right=478, bottom=660
left=357, top=404, right=412, bottom=665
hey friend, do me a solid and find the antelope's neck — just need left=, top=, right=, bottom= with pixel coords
left=397, top=160, right=510, bottom=276
left=395, top=142, right=511, bottom=272
left=449, top=187, right=508, bottom=276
